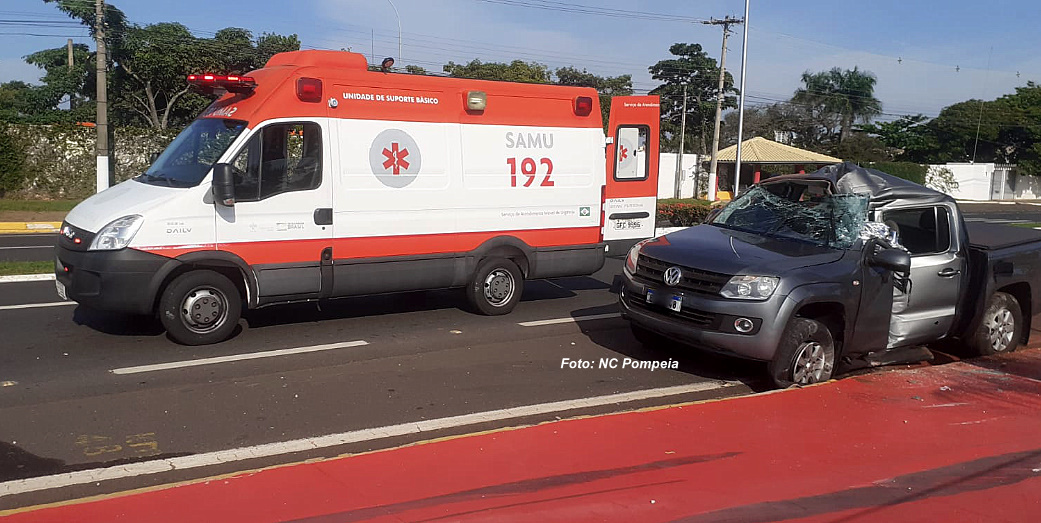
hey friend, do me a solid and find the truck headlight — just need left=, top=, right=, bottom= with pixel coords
left=625, top=238, right=652, bottom=274
left=89, top=215, right=144, bottom=251
left=720, top=275, right=779, bottom=300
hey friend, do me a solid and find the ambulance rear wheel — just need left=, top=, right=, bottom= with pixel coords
left=468, top=258, right=524, bottom=315
left=159, top=270, right=241, bottom=345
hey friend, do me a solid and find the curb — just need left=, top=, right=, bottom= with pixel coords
left=0, top=222, right=62, bottom=234
left=0, top=274, right=54, bottom=284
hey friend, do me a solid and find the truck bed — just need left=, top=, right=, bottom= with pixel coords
left=966, top=222, right=1041, bottom=250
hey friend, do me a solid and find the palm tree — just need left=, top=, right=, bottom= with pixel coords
left=793, top=67, right=882, bottom=143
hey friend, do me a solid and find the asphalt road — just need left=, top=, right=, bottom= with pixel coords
left=0, top=257, right=770, bottom=508
left=0, top=234, right=55, bottom=263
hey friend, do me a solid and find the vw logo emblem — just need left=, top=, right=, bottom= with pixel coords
left=663, top=266, right=682, bottom=287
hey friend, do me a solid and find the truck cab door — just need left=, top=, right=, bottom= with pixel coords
left=603, top=96, right=660, bottom=254
left=881, top=204, right=966, bottom=348
left=215, top=120, right=333, bottom=299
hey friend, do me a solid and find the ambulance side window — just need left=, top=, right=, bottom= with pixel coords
left=231, top=122, right=322, bottom=202
left=613, top=125, right=649, bottom=181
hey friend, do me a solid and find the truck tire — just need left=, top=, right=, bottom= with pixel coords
left=966, top=292, right=1022, bottom=356
left=768, top=318, right=835, bottom=388
left=467, top=257, right=524, bottom=315
left=159, top=270, right=242, bottom=345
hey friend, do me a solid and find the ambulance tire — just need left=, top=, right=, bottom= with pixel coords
left=159, top=270, right=242, bottom=346
left=467, top=257, right=524, bottom=315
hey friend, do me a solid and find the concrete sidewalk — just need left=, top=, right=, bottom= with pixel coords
left=4, top=349, right=1040, bottom=522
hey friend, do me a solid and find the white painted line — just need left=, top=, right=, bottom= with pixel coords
left=0, top=274, right=55, bottom=284
left=0, top=301, right=74, bottom=311
left=540, top=279, right=568, bottom=290
left=0, top=381, right=737, bottom=497
left=518, top=312, right=621, bottom=327
left=0, top=245, right=52, bottom=250
left=110, top=340, right=370, bottom=375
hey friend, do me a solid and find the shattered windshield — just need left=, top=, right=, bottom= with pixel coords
left=712, top=184, right=870, bottom=249
left=137, top=118, right=248, bottom=187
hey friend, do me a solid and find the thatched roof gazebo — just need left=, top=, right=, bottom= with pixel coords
left=709, top=137, right=840, bottom=198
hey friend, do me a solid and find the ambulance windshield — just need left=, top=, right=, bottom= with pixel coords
left=137, top=118, right=247, bottom=187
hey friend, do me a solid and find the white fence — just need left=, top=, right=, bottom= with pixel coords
left=931, top=162, right=1038, bottom=201
left=657, top=153, right=700, bottom=199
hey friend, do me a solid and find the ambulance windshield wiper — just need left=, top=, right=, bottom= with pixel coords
left=138, top=173, right=176, bottom=187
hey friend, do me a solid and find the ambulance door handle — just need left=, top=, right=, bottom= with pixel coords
left=314, top=208, right=333, bottom=226
left=609, top=212, right=650, bottom=220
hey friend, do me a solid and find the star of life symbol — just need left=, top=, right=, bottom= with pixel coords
left=369, top=129, right=422, bottom=188
left=382, top=142, right=410, bottom=175
left=618, top=145, right=629, bottom=162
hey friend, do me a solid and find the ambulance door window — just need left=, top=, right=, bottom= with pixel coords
left=614, top=126, right=649, bottom=181
left=230, top=122, right=323, bottom=202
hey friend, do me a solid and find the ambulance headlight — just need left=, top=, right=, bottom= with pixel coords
left=89, top=215, right=144, bottom=251
left=720, top=275, right=779, bottom=300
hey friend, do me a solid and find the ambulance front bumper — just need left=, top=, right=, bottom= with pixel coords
left=55, top=244, right=171, bottom=315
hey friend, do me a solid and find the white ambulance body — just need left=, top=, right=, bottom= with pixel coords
left=56, top=51, right=660, bottom=345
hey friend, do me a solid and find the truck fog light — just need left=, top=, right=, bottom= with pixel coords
left=734, top=318, right=754, bottom=333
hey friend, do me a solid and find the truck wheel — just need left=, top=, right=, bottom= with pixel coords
left=967, top=292, right=1022, bottom=356
left=159, top=270, right=242, bottom=345
left=467, top=257, right=524, bottom=315
left=769, top=318, right=835, bottom=388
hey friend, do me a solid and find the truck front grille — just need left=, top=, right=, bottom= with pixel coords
left=636, top=255, right=732, bottom=296
left=628, top=295, right=720, bottom=330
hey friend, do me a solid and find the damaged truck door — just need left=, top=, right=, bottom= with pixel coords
left=618, top=162, right=1041, bottom=389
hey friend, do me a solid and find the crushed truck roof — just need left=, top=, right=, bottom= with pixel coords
left=763, top=161, right=952, bottom=210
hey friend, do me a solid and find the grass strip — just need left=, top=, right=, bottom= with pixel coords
left=0, top=261, right=53, bottom=276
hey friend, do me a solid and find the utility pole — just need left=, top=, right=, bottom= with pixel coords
left=704, top=16, right=743, bottom=201
left=67, top=39, right=75, bottom=110
left=674, top=84, right=687, bottom=198
left=734, top=0, right=751, bottom=199
left=95, top=0, right=109, bottom=193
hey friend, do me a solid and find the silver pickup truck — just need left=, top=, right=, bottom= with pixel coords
left=619, top=163, right=1041, bottom=388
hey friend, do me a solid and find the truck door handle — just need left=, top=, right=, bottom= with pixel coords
left=937, top=268, right=961, bottom=278
left=314, top=208, right=332, bottom=226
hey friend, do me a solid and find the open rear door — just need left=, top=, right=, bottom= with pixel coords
left=603, top=96, right=659, bottom=254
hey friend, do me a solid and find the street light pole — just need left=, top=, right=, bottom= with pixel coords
left=95, top=0, right=109, bottom=193
left=386, top=0, right=401, bottom=61
left=733, top=0, right=751, bottom=199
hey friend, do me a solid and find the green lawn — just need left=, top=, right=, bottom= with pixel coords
left=0, top=200, right=81, bottom=212
left=657, top=198, right=713, bottom=207
left=0, top=261, right=53, bottom=276
left=1012, top=222, right=1041, bottom=229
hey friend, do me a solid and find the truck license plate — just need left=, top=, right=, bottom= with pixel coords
left=55, top=279, right=67, bottom=300
left=646, top=290, right=682, bottom=312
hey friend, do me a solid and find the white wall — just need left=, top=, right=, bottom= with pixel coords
left=937, top=163, right=993, bottom=200
left=657, top=153, right=699, bottom=199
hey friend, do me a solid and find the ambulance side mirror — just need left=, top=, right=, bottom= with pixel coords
left=212, top=163, right=236, bottom=206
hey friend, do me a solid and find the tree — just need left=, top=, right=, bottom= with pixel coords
left=792, top=67, right=882, bottom=143
left=721, top=102, right=830, bottom=151
left=649, top=43, right=737, bottom=154
left=443, top=60, right=552, bottom=83
left=859, top=114, right=934, bottom=162
left=554, top=66, right=632, bottom=129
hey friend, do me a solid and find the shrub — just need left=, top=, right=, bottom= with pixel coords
left=868, top=162, right=927, bottom=185
left=0, top=125, right=27, bottom=196
left=657, top=198, right=713, bottom=227
left=925, top=165, right=959, bottom=195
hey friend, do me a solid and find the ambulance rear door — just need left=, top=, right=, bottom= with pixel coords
left=603, top=95, right=660, bottom=252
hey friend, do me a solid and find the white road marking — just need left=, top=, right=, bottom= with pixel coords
left=0, top=274, right=55, bottom=284
left=540, top=279, right=568, bottom=290
left=110, top=341, right=371, bottom=375
left=0, top=245, right=52, bottom=250
left=518, top=313, right=620, bottom=327
left=0, top=301, right=74, bottom=311
left=0, top=381, right=737, bottom=497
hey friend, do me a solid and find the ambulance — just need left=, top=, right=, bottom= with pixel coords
left=55, top=50, right=660, bottom=345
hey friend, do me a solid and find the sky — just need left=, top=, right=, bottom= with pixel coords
left=1, top=0, right=1039, bottom=121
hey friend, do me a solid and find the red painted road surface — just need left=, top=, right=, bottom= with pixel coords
left=6, top=350, right=1041, bottom=522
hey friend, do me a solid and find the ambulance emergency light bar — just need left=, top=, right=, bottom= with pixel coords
left=187, top=74, right=257, bottom=94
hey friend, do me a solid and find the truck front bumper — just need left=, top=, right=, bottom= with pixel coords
left=618, top=270, right=789, bottom=362
left=55, top=244, right=173, bottom=316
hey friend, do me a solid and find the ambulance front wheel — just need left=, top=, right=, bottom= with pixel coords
left=467, top=258, right=524, bottom=315
left=159, top=270, right=242, bottom=345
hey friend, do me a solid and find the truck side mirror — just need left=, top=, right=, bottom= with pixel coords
left=870, top=247, right=911, bottom=273
left=212, top=163, right=236, bottom=206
